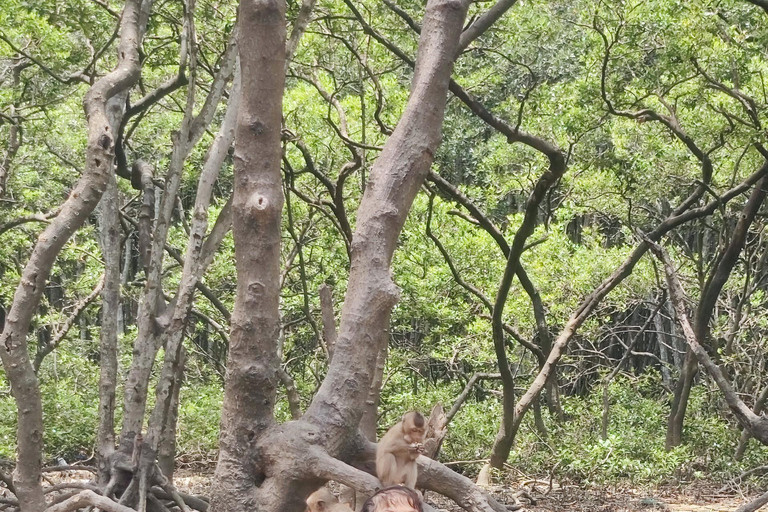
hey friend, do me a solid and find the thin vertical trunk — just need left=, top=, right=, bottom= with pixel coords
left=478, top=149, right=565, bottom=485
left=158, top=346, right=186, bottom=480
left=359, top=341, right=387, bottom=441
left=97, top=172, right=122, bottom=485
left=655, top=309, right=673, bottom=388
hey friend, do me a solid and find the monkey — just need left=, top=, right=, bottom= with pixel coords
left=306, top=487, right=352, bottom=512
left=375, top=411, right=426, bottom=488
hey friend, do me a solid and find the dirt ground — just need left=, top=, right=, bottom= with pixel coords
left=169, top=471, right=761, bottom=512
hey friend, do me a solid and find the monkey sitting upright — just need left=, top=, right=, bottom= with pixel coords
left=375, top=411, right=426, bottom=488
left=306, top=487, right=352, bottom=512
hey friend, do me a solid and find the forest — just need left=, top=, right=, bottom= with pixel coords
left=1, top=0, right=768, bottom=511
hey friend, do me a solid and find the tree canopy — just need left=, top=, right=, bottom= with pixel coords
left=1, top=0, right=768, bottom=511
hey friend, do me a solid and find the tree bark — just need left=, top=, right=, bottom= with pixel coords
left=209, top=0, right=286, bottom=510
left=456, top=0, right=517, bottom=54
left=210, top=0, right=485, bottom=510
left=158, top=346, right=186, bottom=480
left=0, top=2, right=149, bottom=509
left=304, top=0, right=470, bottom=437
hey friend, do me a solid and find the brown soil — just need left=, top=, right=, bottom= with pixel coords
left=37, top=469, right=760, bottom=512
left=169, top=472, right=761, bottom=512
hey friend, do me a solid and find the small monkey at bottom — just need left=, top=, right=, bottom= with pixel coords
left=376, top=411, right=426, bottom=488
left=306, top=487, right=352, bottom=512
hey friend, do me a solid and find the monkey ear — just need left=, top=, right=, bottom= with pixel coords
left=317, top=500, right=327, bottom=512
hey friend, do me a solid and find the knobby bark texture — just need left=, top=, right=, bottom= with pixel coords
left=209, top=0, right=286, bottom=510
left=0, top=1, right=149, bottom=510
left=210, top=1, right=512, bottom=511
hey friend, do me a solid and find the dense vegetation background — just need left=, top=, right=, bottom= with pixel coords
left=1, top=0, right=767, bottom=492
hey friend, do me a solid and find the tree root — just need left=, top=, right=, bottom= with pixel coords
left=47, top=490, right=138, bottom=512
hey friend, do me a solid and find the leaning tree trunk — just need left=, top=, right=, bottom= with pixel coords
left=0, top=2, right=148, bottom=510
left=668, top=173, right=768, bottom=450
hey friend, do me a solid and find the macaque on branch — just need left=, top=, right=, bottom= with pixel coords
left=306, top=487, right=352, bottom=512
left=375, top=411, right=426, bottom=488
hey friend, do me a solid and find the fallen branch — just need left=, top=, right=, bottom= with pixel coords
left=736, top=490, right=768, bottom=512
left=47, top=490, right=138, bottom=512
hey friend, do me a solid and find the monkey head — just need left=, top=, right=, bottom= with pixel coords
left=401, top=411, right=425, bottom=446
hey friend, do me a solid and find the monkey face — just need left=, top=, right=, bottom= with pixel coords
left=402, top=411, right=425, bottom=445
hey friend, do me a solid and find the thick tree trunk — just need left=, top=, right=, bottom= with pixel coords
left=209, top=0, right=286, bottom=510
left=0, top=2, right=148, bottom=510
left=210, top=1, right=498, bottom=511
left=303, top=0, right=470, bottom=437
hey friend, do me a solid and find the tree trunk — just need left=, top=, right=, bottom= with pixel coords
left=496, top=161, right=768, bottom=458
left=209, top=1, right=513, bottom=511
left=97, top=172, right=122, bottom=485
left=209, top=0, right=286, bottom=509
left=0, top=2, right=149, bottom=509
left=158, top=347, right=186, bottom=480
left=479, top=148, right=565, bottom=485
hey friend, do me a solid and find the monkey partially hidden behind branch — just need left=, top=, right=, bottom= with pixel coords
left=376, top=411, right=426, bottom=488
left=306, top=487, right=352, bottom=512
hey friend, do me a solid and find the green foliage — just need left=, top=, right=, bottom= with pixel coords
left=2, top=0, right=768, bottom=491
